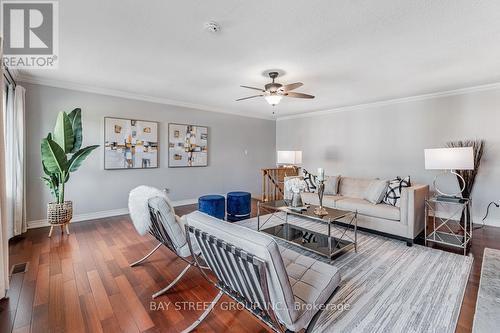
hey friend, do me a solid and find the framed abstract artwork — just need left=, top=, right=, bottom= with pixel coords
left=104, top=117, right=159, bottom=169
left=168, top=123, right=208, bottom=167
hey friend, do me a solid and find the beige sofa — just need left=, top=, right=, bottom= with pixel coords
left=289, top=176, right=429, bottom=245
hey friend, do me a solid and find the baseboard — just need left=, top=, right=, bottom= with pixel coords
left=475, top=217, right=500, bottom=228
left=171, top=198, right=198, bottom=207
left=27, top=198, right=199, bottom=229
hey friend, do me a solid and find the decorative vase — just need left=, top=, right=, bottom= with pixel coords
left=47, top=201, right=73, bottom=225
left=291, top=191, right=303, bottom=207
left=314, top=180, right=328, bottom=216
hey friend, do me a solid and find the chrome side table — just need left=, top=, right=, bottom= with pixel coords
left=424, top=196, right=471, bottom=255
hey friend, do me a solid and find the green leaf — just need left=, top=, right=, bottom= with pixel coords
left=41, top=176, right=59, bottom=200
left=64, top=172, right=70, bottom=183
left=68, top=108, right=82, bottom=153
left=53, top=112, right=74, bottom=153
left=68, top=145, right=99, bottom=172
left=41, top=176, right=53, bottom=192
left=41, top=137, right=68, bottom=174
left=41, top=160, right=51, bottom=176
left=41, top=176, right=52, bottom=186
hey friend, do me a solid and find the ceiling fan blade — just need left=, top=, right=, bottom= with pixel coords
left=282, top=82, right=303, bottom=91
left=236, top=95, right=264, bottom=101
left=285, top=92, right=315, bottom=99
left=240, top=85, right=266, bottom=92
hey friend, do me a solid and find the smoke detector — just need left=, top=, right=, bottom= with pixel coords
left=205, top=21, right=221, bottom=33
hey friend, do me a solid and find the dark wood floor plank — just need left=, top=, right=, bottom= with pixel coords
left=30, top=303, right=49, bottom=333
left=108, top=244, right=131, bottom=268
left=11, top=325, right=30, bottom=333
left=12, top=277, right=35, bottom=330
left=6, top=273, right=24, bottom=313
left=61, top=258, right=75, bottom=282
left=87, top=270, right=114, bottom=320
left=63, top=279, right=86, bottom=333
left=101, top=315, right=123, bottom=333
left=115, top=274, right=155, bottom=332
left=33, top=264, right=49, bottom=307
left=90, top=246, right=121, bottom=296
left=73, top=262, right=91, bottom=296
left=48, top=274, right=64, bottom=333
left=79, top=293, right=104, bottom=333
left=25, top=244, right=41, bottom=283
left=109, top=293, right=141, bottom=333
left=48, top=249, right=62, bottom=277
left=0, top=298, right=15, bottom=333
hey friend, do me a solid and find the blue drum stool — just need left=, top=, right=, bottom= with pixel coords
left=198, top=195, right=225, bottom=220
left=226, top=191, right=251, bottom=222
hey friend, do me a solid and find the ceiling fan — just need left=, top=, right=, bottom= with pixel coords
left=236, top=72, right=315, bottom=106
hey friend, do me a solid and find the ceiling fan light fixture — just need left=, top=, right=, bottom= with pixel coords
left=237, top=72, right=314, bottom=108
left=265, top=95, right=282, bottom=106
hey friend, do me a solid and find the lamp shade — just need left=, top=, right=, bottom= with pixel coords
left=277, top=151, right=302, bottom=165
left=424, top=147, right=474, bottom=170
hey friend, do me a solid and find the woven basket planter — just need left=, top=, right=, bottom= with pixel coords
left=47, top=201, right=73, bottom=225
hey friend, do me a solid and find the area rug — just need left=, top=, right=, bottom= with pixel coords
left=237, top=213, right=473, bottom=333
left=472, top=248, right=500, bottom=333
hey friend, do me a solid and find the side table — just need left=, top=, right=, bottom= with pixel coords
left=424, top=196, right=472, bottom=255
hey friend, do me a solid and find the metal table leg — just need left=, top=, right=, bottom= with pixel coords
left=328, top=221, right=332, bottom=257
left=257, top=201, right=260, bottom=231
left=424, top=202, right=428, bottom=247
left=354, top=211, right=358, bottom=252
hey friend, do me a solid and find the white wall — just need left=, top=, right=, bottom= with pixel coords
left=277, top=87, right=500, bottom=226
left=24, top=83, right=276, bottom=225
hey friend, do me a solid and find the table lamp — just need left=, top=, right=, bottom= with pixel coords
left=277, top=151, right=302, bottom=168
left=424, top=147, right=474, bottom=200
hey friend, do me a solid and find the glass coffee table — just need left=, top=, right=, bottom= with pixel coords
left=257, top=200, right=358, bottom=260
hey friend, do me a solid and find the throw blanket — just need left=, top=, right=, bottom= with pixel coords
left=128, top=185, right=175, bottom=235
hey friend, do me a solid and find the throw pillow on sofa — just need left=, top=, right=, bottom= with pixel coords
left=364, top=179, right=389, bottom=204
left=383, top=176, right=411, bottom=207
left=302, top=169, right=318, bottom=192
left=324, top=175, right=341, bottom=195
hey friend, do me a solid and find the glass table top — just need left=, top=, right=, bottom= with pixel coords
left=259, top=200, right=353, bottom=222
left=260, top=223, right=354, bottom=258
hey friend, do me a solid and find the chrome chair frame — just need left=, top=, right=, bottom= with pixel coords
left=130, top=204, right=195, bottom=299
left=184, top=224, right=288, bottom=333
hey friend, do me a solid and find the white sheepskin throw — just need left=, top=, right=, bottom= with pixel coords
left=128, top=185, right=175, bottom=235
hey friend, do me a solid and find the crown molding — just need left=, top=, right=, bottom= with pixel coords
left=17, top=74, right=500, bottom=122
left=16, top=74, right=274, bottom=120
left=276, top=81, right=500, bottom=121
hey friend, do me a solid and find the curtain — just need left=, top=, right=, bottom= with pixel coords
left=5, top=84, right=26, bottom=238
left=0, top=37, right=10, bottom=299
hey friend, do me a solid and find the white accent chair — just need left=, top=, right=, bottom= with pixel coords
left=184, top=210, right=341, bottom=333
left=128, top=187, right=200, bottom=299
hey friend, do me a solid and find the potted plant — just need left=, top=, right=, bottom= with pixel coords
left=284, top=177, right=306, bottom=207
left=40, top=108, right=99, bottom=231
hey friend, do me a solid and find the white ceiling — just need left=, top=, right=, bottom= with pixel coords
left=17, top=0, right=500, bottom=119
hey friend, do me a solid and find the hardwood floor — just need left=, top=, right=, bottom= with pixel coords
left=2, top=201, right=272, bottom=333
left=3, top=200, right=499, bottom=333
left=448, top=222, right=500, bottom=333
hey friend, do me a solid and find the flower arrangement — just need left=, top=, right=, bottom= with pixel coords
left=285, top=178, right=307, bottom=193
